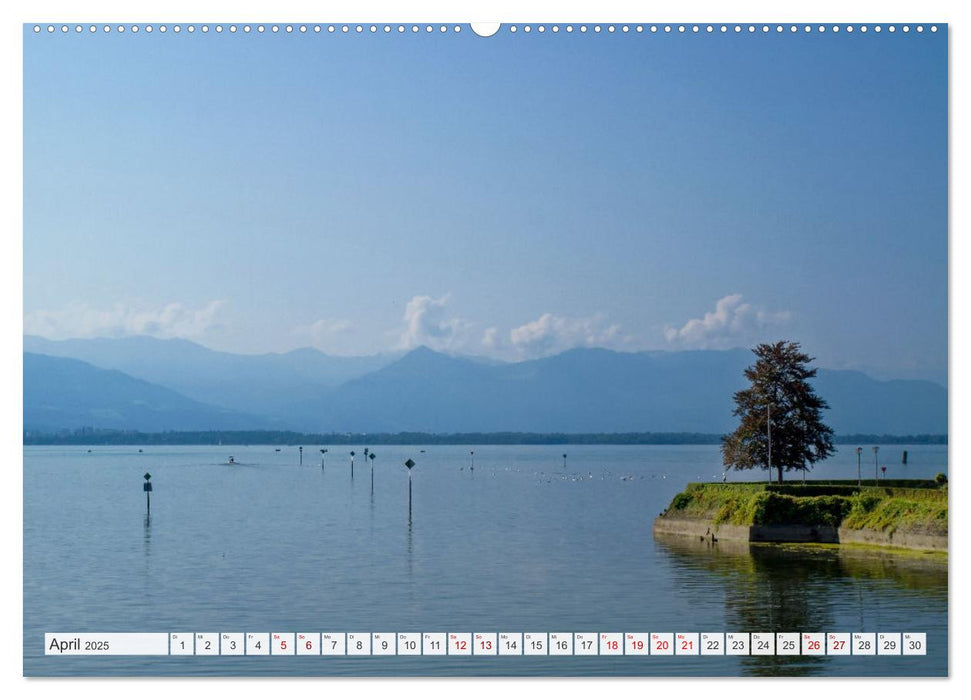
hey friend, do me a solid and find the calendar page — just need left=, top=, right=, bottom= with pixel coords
left=21, top=2, right=949, bottom=681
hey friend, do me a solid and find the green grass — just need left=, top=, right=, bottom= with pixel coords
left=842, top=493, right=948, bottom=535
left=663, top=481, right=947, bottom=533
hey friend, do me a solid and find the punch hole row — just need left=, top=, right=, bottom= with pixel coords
left=31, top=23, right=940, bottom=35
left=508, top=24, right=937, bottom=34
left=31, top=24, right=464, bottom=35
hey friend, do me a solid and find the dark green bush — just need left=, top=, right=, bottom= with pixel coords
left=670, top=492, right=693, bottom=510
left=766, top=484, right=861, bottom=497
left=749, top=492, right=852, bottom=527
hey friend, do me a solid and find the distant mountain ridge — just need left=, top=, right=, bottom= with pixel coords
left=23, top=352, right=264, bottom=432
left=22, top=336, right=948, bottom=435
left=301, top=346, right=946, bottom=435
left=23, top=334, right=396, bottom=424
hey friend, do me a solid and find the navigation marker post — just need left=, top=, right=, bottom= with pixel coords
left=320, top=448, right=327, bottom=470
left=299, top=446, right=303, bottom=466
left=405, top=458, right=415, bottom=522
left=563, top=453, right=567, bottom=469
left=369, top=452, right=376, bottom=494
left=350, top=451, right=356, bottom=480
left=143, top=473, right=153, bottom=516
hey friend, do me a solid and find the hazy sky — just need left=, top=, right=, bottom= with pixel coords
left=23, top=25, right=947, bottom=382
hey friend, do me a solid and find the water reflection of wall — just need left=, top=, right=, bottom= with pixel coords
left=654, top=535, right=947, bottom=677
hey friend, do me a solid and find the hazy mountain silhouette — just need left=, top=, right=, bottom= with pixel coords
left=301, top=346, right=946, bottom=435
left=23, top=352, right=264, bottom=432
left=23, top=334, right=395, bottom=422
left=22, top=338, right=947, bottom=435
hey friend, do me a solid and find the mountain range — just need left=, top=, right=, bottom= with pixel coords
left=24, top=334, right=393, bottom=425
left=23, top=351, right=263, bottom=432
left=22, top=335, right=948, bottom=436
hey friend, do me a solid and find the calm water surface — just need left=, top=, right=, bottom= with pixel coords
left=23, top=444, right=948, bottom=676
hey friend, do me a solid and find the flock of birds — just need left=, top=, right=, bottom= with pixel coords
left=198, top=447, right=663, bottom=482
left=222, top=449, right=679, bottom=484
left=89, top=446, right=723, bottom=486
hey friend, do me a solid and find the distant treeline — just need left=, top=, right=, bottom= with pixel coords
left=836, top=433, right=947, bottom=445
left=22, top=428, right=948, bottom=446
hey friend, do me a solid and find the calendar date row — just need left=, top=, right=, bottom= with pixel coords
left=46, top=632, right=926, bottom=656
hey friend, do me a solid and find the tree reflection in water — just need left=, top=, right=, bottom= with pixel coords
left=654, top=535, right=946, bottom=677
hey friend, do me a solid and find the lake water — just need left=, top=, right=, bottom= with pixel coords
left=23, top=444, right=948, bottom=676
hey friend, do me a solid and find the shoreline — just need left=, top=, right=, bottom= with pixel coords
left=653, top=515, right=948, bottom=552
left=654, top=482, right=948, bottom=553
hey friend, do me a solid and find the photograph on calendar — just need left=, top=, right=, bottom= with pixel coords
left=23, top=21, right=947, bottom=677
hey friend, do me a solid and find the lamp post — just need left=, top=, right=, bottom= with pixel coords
left=856, top=447, right=863, bottom=487
left=872, top=446, right=880, bottom=485
left=766, top=403, right=773, bottom=484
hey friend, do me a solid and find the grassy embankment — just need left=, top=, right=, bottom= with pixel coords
left=664, top=481, right=947, bottom=536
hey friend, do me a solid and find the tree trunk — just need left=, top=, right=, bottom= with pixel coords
left=777, top=465, right=783, bottom=483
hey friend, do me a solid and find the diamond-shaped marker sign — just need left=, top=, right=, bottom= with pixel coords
left=144, top=473, right=152, bottom=481
left=405, top=459, right=415, bottom=469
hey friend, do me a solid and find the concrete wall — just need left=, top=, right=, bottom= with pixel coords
left=837, top=526, right=947, bottom=551
left=653, top=514, right=947, bottom=552
left=749, top=524, right=840, bottom=544
left=652, top=517, right=751, bottom=543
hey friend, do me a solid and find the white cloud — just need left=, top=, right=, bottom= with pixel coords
left=509, top=312, right=625, bottom=358
left=481, top=326, right=500, bottom=350
left=24, top=300, right=227, bottom=340
left=663, top=294, right=791, bottom=349
left=307, top=318, right=353, bottom=337
left=396, top=294, right=475, bottom=351
left=291, top=317, right=359, bottom=354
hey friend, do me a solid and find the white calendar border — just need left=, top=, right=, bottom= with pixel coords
left=6, top=0, right=965, bottom=699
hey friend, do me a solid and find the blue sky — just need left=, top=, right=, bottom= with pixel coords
left=23, top=25, right=947, bottom=382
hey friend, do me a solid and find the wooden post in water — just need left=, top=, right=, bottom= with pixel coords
left=320, top=448, right=327, bottom=469
left=470, top=450, right=474, bottom=471
left=143, top=472, right=153, bottom=516
left=299, top=446, right=303, bottom=466
left=563, top=453, right=567, bottom=469
left=350, top=451, right=356, bottom=480
left=369, top=452, right=376, bottom=494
